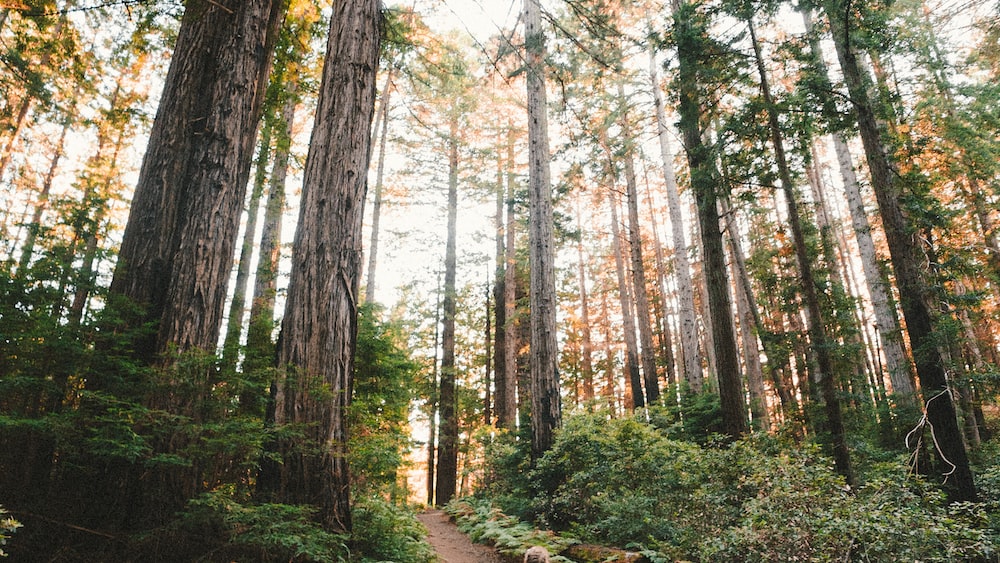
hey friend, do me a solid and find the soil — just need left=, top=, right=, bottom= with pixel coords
left=417, top=509, right=505, bottom=563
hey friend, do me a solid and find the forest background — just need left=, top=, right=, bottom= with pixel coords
left=2, top=0, right=1000, bottom=561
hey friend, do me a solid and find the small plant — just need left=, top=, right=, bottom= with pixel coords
left=0, top=506, right=21, bottom=558
left=444, top=498, right=577, bottom=562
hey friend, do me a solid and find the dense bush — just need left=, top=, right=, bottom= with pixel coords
left=351, top=494, right=435, bottom=563
left=481, top=412, right=999, bottom=561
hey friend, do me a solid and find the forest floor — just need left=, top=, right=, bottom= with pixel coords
left=418, top=509, right=505, bottom=563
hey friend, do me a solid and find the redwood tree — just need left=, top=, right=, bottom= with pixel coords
left=108, top=0, right=285, bottom=364
left=263, top=0, right=382, bottom=531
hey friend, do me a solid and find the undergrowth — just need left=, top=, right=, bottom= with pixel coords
left=475, top=412, right=1000, bottom=562
left=444, top=498, right=577, bottom=562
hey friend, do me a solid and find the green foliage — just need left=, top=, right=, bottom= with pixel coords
left=177, top=488, right=351, bottom=562
left=481, top=412, right=998, bottom=561
left=445, top=498, right=576, bottom=562
left=647, top=390, right=724, bottom=442
left=0, top=506, right=20, bottom=558
left=351, top=495, right=435, bottom=563
left=350, top=303, right=421, bottom=496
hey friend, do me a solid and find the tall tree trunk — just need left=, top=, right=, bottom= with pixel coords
left=435, top=120, right=460, bottom=506
left=720, top=199, right=769, bottom=431
left=824, top=0, right=976, bottom=501
left=69, top=127, right=126, bottom=327
left=619, top=104, right=660, bottom=405
left=575, top=197, right=596, bottom=405
left=748, top=18, right=852, bottom=482
left=672, top=0, right=747, bottom=437
left=646, top=190, right=678, bottom=390
left=16, top=121, right=69, bottom=273
left=502, top=132, right=519, bottom=428
left=609, top=191, right=644, bottom=409
left=427, top=273, right=442, bottom=506
left=247, top=93, right=296, bottom=370
left=800, top=9, right=915, bottom=403
left=108, top=0, right=285, bottom=363
left=365, top=71, right=394, bottom=305
left=524, top=0, right=561, bottom=458
left=649, top=48, right=702, bottom=393
left=495, top=127, right=518, bottom=430
left=220, top=122, right=272, bottom=372
left=265, top=0, right=381, bottom=530
left=599, top=285, right=620, bottom=413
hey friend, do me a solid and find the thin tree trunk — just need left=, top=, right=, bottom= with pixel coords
left=720, top=199, right=769, bottom=431
left=247, top=93, right=296, bottom=368
left=599, top=282, right=620, bottom=414
left=801, top=9, right=915, bottom=403
left=435, top=120, right=460, bottom=506
left=524, top=0, right=561, bottom=458
left=221, top=123, right=272, bottom=371
left=749, top=18, right=853, bottom=482
left=501, top=130, right=519, bottom=428
left=609, top=190, right=644, bottom=409
left=575, top=196, right=596, bottom=405
left=17, top=121, right=69, bottom=273
left=649, top=48, right=702, bottom=393
left=364, top=71, right=393, bottom=305
left=646, top=193, right=678, bottom=390
left=427, top=272, right=442, bottom=506
left=485, top=281, right=493, bottom=425
left=824, top=0, right=976, bottom=501
left=69, top=124, right=127, bottom=327
left=265, top=0, right=380, bottom=530
left=619, top=102, right=660, bottom=404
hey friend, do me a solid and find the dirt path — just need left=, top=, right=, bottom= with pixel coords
left=417, top=509, right=504, bottom=563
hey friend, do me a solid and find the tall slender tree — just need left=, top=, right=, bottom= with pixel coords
left=524, top=0, right=562, bottom=457
left=670, top=0, right=748, bottom=437
left=649, top=48, right=703, bottom=393
left=435, top=116, right=461, bottom=506
left=822, top=0, right=976, bottom=501
left=746, top=15, right=852, bottom=482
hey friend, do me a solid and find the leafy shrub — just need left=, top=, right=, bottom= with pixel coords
left=176, top=488, right=351, bottom=562
left=499, top=412, right=998, bottom=561
left=351, top=495, right=434, bottom=563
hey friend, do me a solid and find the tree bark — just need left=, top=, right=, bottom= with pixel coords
left=524, top=0, right=561, bottom=458
left=265, top=0, right=381, bottom=530
left=108, top=0, right=285, bottom=363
